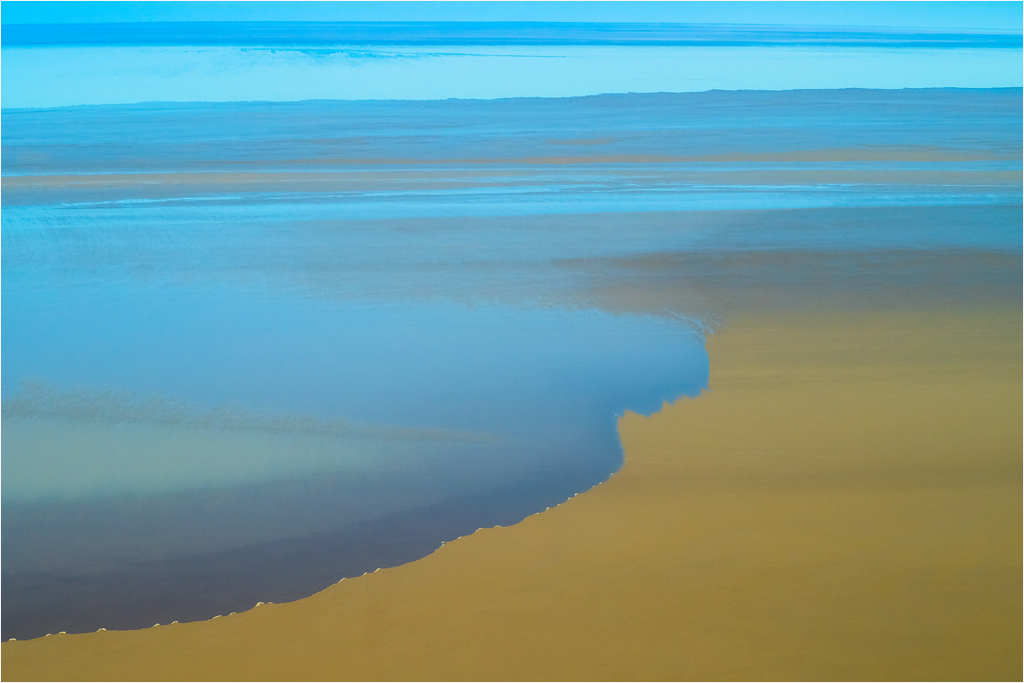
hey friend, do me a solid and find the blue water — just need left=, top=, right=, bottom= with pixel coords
left=4, top=45, right=1022, bottom=108
left=1, top=19, right=1021, bottom=108
left=2, top=85, right=1022, bottom=638
left=2, top=284, right=707, bottom=505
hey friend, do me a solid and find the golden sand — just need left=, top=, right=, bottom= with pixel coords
left=3, top=300, right=1019, bottom=681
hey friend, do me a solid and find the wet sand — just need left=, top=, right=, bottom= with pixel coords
left=3, top=270, right=1019, bottom=680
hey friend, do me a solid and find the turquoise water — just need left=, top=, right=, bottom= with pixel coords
left=2, top=85, right=1022, bottom=638
left=4, top=44, right=1022, bottom=108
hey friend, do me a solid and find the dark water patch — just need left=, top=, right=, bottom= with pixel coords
left=2, top=468, right=599, bottom=640
left=1, top=291, right=707, bottom=639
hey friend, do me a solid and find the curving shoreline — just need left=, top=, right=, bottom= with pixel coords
left=3, top=87, right=1020, bottom=679
left=4, top=289, right=1020, bottom=680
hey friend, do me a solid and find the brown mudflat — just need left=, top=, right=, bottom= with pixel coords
left=4, top=295, right=1019, bottom=680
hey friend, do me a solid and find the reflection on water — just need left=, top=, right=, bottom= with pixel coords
left=2, top=279, right=708, bottom=638
left=2, top=294, right=708, bottom=639
left=3, top=290, right=708, bottom=527
left=2, top=88, right=1021, bottom=639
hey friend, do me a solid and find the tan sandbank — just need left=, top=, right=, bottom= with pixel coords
left=3, top=302, right=1019, bottom=681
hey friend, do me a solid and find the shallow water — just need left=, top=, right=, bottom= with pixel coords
left=2, top=88, right=1021, bottom=639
